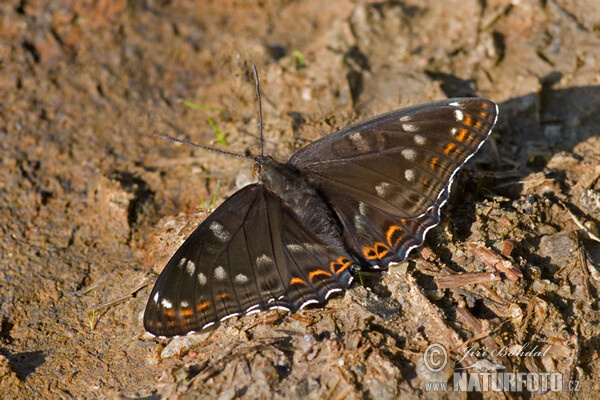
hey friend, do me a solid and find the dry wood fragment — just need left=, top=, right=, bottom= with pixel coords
left=467, top=242, right=523, bottom=281
left=435, top=272, right=501, bottom=289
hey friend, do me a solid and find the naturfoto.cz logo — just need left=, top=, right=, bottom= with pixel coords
left=423, top=343, right=580, bottom=393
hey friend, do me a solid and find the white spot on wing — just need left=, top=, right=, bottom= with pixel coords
left=234, top=273, right=249, bottom=284
left=402, top=123, right=418, bottom=132
left=269, top=305, right=291, bottom=311
left=256, top=254, right=273, bottom=268
left=401, top=148, right=416, bottom=161
left=451, top=127, right=458, bottom=136
left=214, top=266, right=227, bottom=280
left=348, top=132, right=368, bottom=151
left=209, top=221, right=230, bottom=242
left=180, top=300, right=189, bottom=308
left=303, top=243, right=325, bottom=253
left=325, top=288, right=342, bottom=299
left=413, top=134, right=426, bottom=145
left=153, top=292, right=159, bottom=303
left=161, top=299, right=173, bottom=309
left=220, top=313, right=240, bottom=322
left=399, top=115, right=412, bottom=122
left=185, top=260, right=195, bottom=276
left=354, top=214, right=368, bottom=234
left=198, top=272, right=207, bottom=285
left=246, top=304, right=261, bottom=312
left=449, top=101, right=461, bottom=107
left=454, top=109, right=464, bottom=121
left=286, top=244, right=303, bottom=253
left=405, top=169, right=416, bottom=182
left=299, top=299, right=319, bottom=309
left=358, top=201, right=368, bottom=216
left=375, top=182, right=391, bottom=197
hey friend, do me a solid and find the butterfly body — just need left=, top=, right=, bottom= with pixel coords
left=255, top=155, right=345, bottom=244
left=144, top=98, right=498, bottom=337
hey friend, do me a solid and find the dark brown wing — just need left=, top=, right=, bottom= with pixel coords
left=144, top=184, right=354, bottom=337
left=288, top=98, right=498, bottom=269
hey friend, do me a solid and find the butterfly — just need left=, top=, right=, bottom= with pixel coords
left=144, top=97, right=498, bottom=337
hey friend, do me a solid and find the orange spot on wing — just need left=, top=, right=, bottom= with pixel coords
left=290, top=277, right=306, bottom=285
left=463, top=115, right=473, bottom=127
left=386, top=225, right=402, bottom=247
left=429, top=157, right=439, bottom=170
left=455, top=129, right=469, bottom=143
left=464, top=114, right=484, bottom=129
left=309, top=269, right=332, bottom=281
left=330, top=256, right=351, bottom=275
left=164, top=309, right=176, bottom=317
left=197, top=301, right=211, bottom=311
left=363, top=242, right=390, bottom=260
left=179, top=308, right=195, bottom=317
left=216, top=293, right=229, bottom=300
left=443, top=143, right=457, bottom=155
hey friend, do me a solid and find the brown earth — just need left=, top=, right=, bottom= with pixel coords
left=1, top=0, right=600, bottom=399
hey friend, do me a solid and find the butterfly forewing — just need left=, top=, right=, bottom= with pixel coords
left=289, top=98, right=497, bottom=268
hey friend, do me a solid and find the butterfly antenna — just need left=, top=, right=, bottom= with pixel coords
left=154, top=133, right=251, bottom=161
left=252, top=65, right=264, bottom=156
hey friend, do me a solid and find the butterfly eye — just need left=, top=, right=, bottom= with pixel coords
left=254, top=164, right=263, bottom=175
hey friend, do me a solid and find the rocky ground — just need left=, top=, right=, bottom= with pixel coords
left=1, top=0, right=600, bottom=398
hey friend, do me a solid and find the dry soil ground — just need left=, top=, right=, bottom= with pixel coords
left=1, top=0, right=600, bottom=399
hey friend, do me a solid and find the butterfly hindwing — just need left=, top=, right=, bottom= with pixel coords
left=144, top=184, right=355, bottom=337
left=288, top=98, right=497, bottom=268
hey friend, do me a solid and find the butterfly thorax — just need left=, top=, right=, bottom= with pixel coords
left=254, top=155, right=306, bottom=197
left=254, top=155, right=346, bottom=247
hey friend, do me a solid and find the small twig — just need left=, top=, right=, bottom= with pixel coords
left=419, top=245, right=436, bottom=261
left=467, top=242, right=523, bottom=282
left=452, top=317, right=513, bottom=352
left=242, top=310, right=281, bottom=331
left=557, top=198, right=600, bottom=243
left=86, top=277, right=152, bottom=316
left=289, top=313, right=312, bottom=324
left=501, top=240, right=514, bottom=257
left=455, top=306, right=510, bottom=368
left=435, top=272, right=501, bottom=289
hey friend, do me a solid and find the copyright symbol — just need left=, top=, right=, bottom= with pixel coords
left=423, top=343, right=447, bottom=372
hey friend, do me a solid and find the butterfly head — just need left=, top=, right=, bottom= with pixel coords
left=253, top=155, right=288, bottom=189
left=252, top=155, right=272, bottom=176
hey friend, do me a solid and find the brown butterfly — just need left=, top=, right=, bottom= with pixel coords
left=144, top=96, right=498, bottom=337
